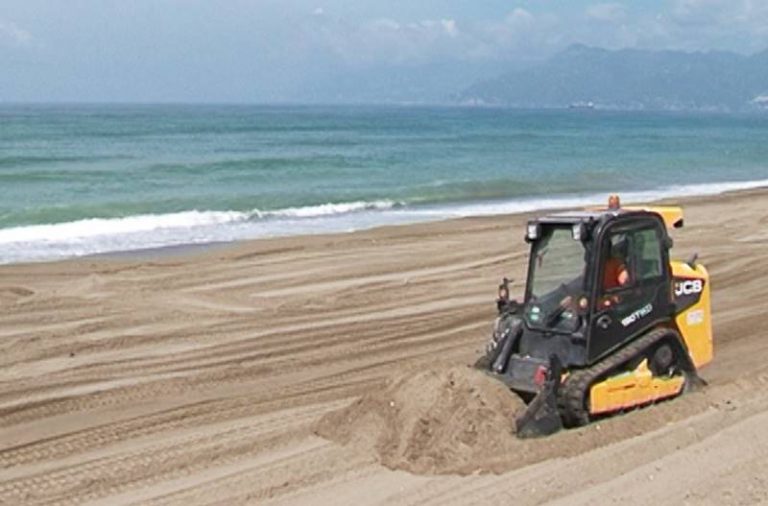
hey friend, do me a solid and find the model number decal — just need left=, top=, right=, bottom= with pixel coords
left=621, top=303, right=653, bottom=327
left=686, top=309, right=705, bottom=326
left=675, top=279, right=703, bottom=297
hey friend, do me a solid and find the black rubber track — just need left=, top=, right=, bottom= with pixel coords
left=558, top=327, right=695, bottom=428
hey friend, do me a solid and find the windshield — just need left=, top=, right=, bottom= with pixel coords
left=526, top=225, right=587, bottom=330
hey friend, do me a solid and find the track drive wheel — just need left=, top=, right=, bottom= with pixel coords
left=559, top=370, right=592, bottom=428
left=648, top=339, right=693, bottom=393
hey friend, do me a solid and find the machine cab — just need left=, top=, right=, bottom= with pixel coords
left=585, top=213, right=675, bottom=361
left=510, top=204, right=677, bottom=368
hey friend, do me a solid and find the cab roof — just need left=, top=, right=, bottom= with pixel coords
left=621, top=206, right=684, bottom=229
left=536, top=205, right=684, bottom=230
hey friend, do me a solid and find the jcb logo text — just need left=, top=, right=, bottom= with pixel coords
left=675, top=279, right=703, bottom=297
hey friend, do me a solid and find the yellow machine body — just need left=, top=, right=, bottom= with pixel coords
left=671, top=260, right=714, bottom=368
left=589, top=359, right=685, bottom=415
left=586, top=259, right=712, bottom=416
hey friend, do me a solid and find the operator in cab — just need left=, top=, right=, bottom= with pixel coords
left=604, top=234, right=630, bottom=290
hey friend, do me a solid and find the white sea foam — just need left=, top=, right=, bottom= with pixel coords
left=256, top=200, right=399, bottom=218
left=0, top=210, right=251, bottom=244
left=0, top=200, right=402, bottom=263
left=0, top=201, right=399, bottom=245
left=1, top=180, right=767, bottom=264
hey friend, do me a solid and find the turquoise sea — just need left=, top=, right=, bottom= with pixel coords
left=2, top=104, right=768, bottom=264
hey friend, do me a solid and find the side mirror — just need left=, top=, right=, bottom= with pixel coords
left=497, top=277, right=511, bottom=302
left=497, top=278, right=520, bottom=314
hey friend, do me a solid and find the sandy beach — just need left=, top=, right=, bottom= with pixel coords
left=2, top=188, right=768, bottom=505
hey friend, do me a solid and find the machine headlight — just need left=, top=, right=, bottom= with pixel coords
left=526, top=223, right=540, bottom=241
left=572, top=223, right=583, bottom=241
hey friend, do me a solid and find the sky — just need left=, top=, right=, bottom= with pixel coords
left=1, top=0, right=767, bottom=103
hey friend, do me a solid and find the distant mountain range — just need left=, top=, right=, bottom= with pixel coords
left=458, top=45, right=768, bottom=111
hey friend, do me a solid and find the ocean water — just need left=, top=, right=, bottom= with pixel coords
left=2, top=104, right=768, bottom=264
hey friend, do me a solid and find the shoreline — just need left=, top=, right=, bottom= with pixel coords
left=5, top=184, right=766, bottom=269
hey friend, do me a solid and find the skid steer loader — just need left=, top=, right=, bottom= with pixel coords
left=480, top=196, right=713, bottom=438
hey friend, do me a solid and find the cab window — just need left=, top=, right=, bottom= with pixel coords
left=600, top=225, right=664, bottom=295
left=601, top=232, right=632, bottom=293
left=634, top=228, right=663, bottom=281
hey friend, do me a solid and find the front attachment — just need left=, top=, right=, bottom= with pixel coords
left=515, top=355, right=564, bottom=438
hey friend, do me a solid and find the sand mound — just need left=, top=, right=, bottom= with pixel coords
left=314, top=364, right=527, bottom=475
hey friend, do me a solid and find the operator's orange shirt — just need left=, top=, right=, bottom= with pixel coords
left=603, top=258, right=628, bottom=290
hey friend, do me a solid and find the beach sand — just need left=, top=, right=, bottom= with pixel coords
left=2, top=189, right=768, bottom=505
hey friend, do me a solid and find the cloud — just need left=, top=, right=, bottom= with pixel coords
left=471, top=9, right=566, bottom=60
left=310, top=0, right=768, bottom=69
left=671, top=0, right=768, bottom=26
left=412, top=19, right=459, bottom=38
left=300, top=0, right=768, bottom=71
left=309, top=7, right=572, bottom=66
left=441, top=19, right=458, bottom=38
left=666, top=0, right=768, bottom=50
left=0, top=20, right=33, bottom=47
left=586, top=3, right=627, bottom=22
left=672, top=0, right=735, bottom=26
left=317, top=16, right=468, bottom=64
left=370, top=18, right=401, bottom=31
left=507, top=8, right=534, bottom=26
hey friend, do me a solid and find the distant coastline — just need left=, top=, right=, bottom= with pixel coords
left=459, top=44, right=768, bottom=113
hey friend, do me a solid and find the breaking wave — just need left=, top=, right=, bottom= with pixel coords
left=1, top=179, right=767, bottom=264
left=0, top=200, right=403, bottom=263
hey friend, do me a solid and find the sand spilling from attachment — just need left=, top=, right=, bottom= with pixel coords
left=314, top=365, right=527, bottom=475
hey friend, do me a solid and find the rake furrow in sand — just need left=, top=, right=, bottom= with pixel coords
left=0, top=304, right=484, bottom=428
left=0, top=375, right=367, bottom=470
left=0, top=429, right=301, bottom=506
left=0, top=398, right=343, bottom=478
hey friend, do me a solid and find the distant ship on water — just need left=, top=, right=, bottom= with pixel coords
left=569, top=101, right=595, bottom=110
